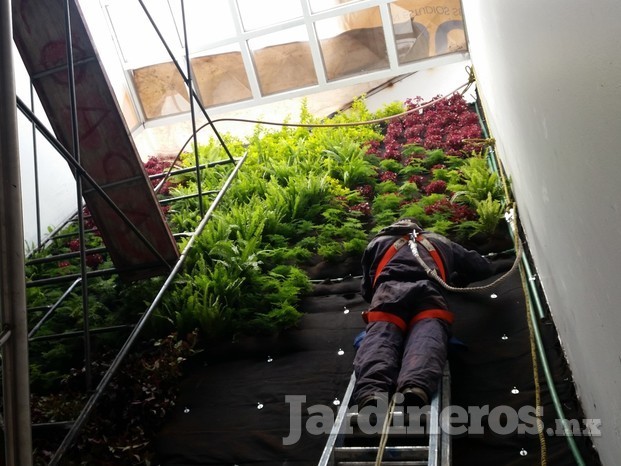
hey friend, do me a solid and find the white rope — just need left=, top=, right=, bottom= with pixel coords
left=409, top=209, right=522, bottom=293
left=374, top=395, right=398, bottom=466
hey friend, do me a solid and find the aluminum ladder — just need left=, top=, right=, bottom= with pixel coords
left=318, top=366, right=451, bottom=466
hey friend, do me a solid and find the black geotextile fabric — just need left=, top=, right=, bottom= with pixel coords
left=155, top=266, right=601, bottom=466
left=154, top=277, right=368, bottom=466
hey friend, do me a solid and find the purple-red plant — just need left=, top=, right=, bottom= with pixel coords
left=356, top=184, right=374, bottom=200
left=424, top=198, right=476, bottom=223
left=350, top=202, right=372, bottom=216
left=390, top=93, right=483, bottom=156
left=379, top=171, right=398, bottom=183
left=408, top=175, right=426, bottom=187
left=364, top=140, right=382, bottom=156
left=424, top=180, right=447, bottom=195
left=144, top=155, right=177, bottom=195
left=86, top=253, right=104, bottom=269
left=83, top=208, right=99, bottom=234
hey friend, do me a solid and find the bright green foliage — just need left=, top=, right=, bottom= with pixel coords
left=401, top=144, right=427, bottom=157
left=154, top=96, right=388, bottom=338
left=379, top=159, right=403, bottom=173
left=399, top=202, right=428, bottom=222
left=422, top=149, right=446, bottom=168
left=371, top=100, right=406, bottom=120
left=427, top=219, right=453, bottom=236
left=376, top=181, right=399, bottom=194
left=452, top=156, right=503, bottom=204
left=322, top=142, right=376, bottom=188
left=474, top=193, right=505, bottom=234
left=398, top=182, right=420, bottom=199
left=25, top=94, right=509, bottom=385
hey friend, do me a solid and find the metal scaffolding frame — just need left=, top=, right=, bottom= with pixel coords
left=1, top=0, right=244, bottom=464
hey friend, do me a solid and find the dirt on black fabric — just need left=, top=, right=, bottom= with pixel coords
left=154, top=265, right=601, bottom=466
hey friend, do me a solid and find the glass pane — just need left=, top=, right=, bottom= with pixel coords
left=192, top=46, right=252, bottom=108
left=132, top=63, right=190, bottom=119
left=105, top=0, right=181, bottom=67
left=248, top=26, right=317, bottom=96
left=308, top=0, right=363, bottom=13
left=390, top=0, right=465, bottom=64
left=236, top=0, right=303, bottom=31
left=172, top=0, right=237, bottom=53
left=315, top=7, right=388, bottom=82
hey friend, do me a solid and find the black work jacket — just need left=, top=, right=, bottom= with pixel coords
left=361, top=226, right=494, bottom=312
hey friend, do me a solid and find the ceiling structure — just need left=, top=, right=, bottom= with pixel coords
left=78, top=0, right=469, bottom=136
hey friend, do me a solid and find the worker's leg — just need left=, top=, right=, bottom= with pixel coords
left=396, top=318, right=449, bottom=402
left=352, top=320, right=404, bottom=406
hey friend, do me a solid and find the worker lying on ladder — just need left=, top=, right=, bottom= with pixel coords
left=354, top=217, right=514, bottom=412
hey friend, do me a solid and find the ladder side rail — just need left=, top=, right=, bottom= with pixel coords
left=427, top=372, right=442, bottom=466
left=440, top=367, right=451, bottom=465
left=318, top=372, right=357, bottom=466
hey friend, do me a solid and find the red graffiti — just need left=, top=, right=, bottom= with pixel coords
left=41, top=38, right=88, bottom=85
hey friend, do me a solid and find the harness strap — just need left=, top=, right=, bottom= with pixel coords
left=372, top=235, right=409, bottom=287
left=362, top=311, right=407, bottom=332
left=415, top=234, right=447, bottom=281
left=362, top=308, right=454, bottom=333
left=372, top=233, right=446, bottom=287
left=408, top=308, right=454, bottom=328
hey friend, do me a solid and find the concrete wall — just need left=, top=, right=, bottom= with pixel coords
left=461, top=1, right=621, bottom=464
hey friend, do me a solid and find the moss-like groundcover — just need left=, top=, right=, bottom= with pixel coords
left=25, top=94, right=509, bottom=464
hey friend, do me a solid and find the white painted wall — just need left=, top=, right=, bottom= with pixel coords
left=14, top=46, right=77, bottom=251
left=462, top=1, right=621, bottom=464
left=363, top=59, right=477, bottom=111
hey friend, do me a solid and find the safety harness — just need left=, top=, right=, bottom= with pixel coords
left=365, top=231, right=453, bottom=331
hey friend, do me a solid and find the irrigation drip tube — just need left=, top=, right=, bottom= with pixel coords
left=473, top=99, right=587, bottom=466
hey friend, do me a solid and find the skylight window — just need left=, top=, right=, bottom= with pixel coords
left=81, top=0, right=468, bottom=129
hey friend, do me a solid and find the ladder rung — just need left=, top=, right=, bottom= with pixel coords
left=336, top=462, right=429, bottom=466
left=335, top=445, right=429, bottom=461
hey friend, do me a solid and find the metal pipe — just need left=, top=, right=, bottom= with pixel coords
left=158, top=190, right=218, bottom=206
left=137, top=0, right=235, bottom=163
left=30, top=83, right=42, bottom=248
left=26, top=246, right=107, bottom=266
left=64, top=0, right=92, bottom=389
left=149, top=158, right=234, bottom=181
left=0, top=328, right=13, bottom=348
left=180, top=0, right=204, bottom=217
left=15, top=98, right=172, bottom=269
left=0, top=0, right=33, bottom=463
left=153, top=157, right=235, bottom=195
left=48, top=151, right=248, bottom=465
left=29, top=324, right=133, bottom=343
left=26, top=267, right=119, bottom=288
left=28, top=278, right=81, bottom=339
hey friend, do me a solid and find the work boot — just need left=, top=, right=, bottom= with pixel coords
left=400, top=387, right=429, bottom=408
left=352, top=393, right=389, bottom=433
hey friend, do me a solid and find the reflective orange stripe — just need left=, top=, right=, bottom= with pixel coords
left=408, top=308, right=454, bottom=328
left=362, top=310, right=407, bottom=332
left=372, top=235, right=409, bottom=287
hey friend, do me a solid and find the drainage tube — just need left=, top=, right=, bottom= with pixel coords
left=474, top=99, right=588, bottom=466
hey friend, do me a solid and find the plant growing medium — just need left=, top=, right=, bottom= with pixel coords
left=23, top=93, right=508, bottom=464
